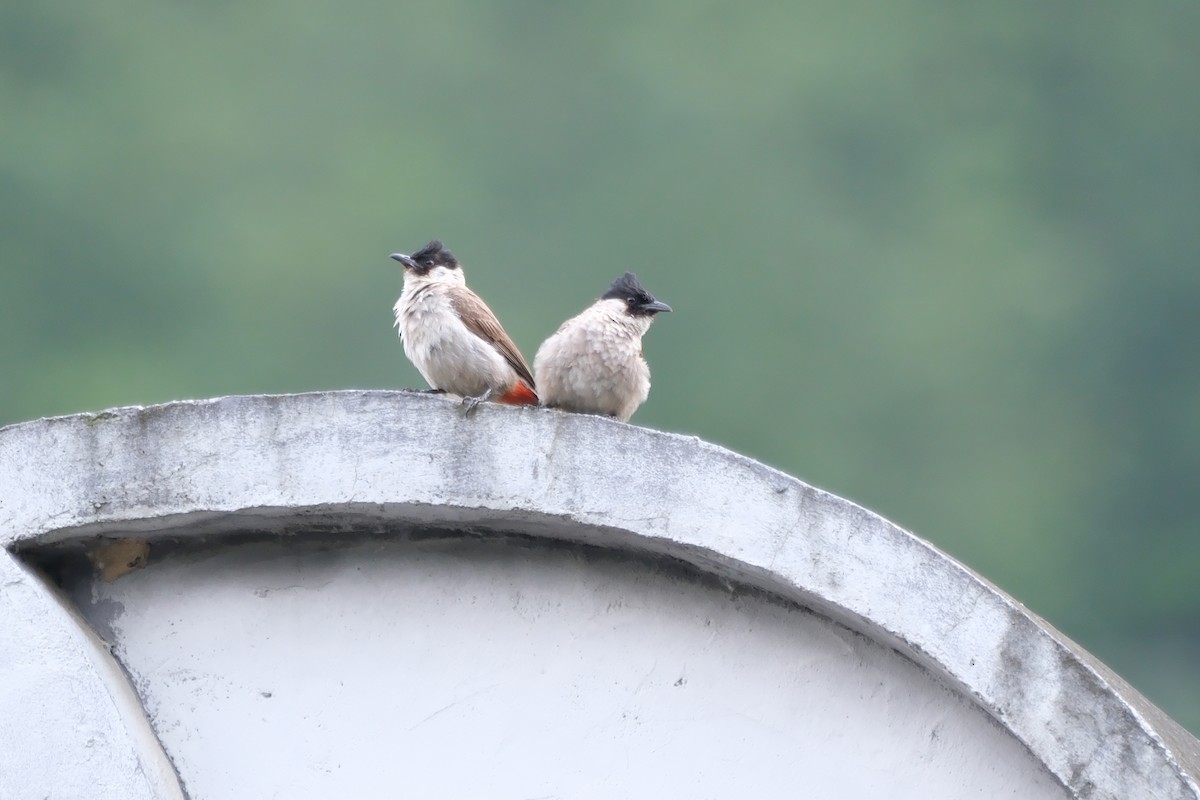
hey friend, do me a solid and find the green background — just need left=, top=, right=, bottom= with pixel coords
left=3, top=2, right=1197, bottom=733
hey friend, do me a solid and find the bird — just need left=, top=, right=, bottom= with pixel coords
left=533, top=271, right=671, bottom=422
left=390, top=240, right=538, bottom=413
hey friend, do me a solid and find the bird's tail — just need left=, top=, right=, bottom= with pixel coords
left=497, top=381, right=538, bottom=406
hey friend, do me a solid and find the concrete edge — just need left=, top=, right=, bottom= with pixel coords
left=0, top=390, right=1196, bottom=800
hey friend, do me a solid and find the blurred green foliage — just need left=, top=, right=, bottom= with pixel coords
left=2, top=1, right=1197, bottom=732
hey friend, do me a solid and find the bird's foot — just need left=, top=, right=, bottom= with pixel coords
left=461, top=388, right=493, bottom=416
left=423, top=388, right=446, bottom=395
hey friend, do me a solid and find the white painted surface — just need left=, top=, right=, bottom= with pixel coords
left=0, top=550, right=183, bottom=800
left=90, top=538, right=1066, bottom=800
left=0, top=391, right=1197, bottom=800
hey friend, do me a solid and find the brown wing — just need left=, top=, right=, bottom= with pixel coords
left=448, top=287, right=537, bottom=389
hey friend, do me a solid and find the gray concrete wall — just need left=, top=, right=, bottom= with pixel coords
left=82, top=537, right=1067, bottom=799
left=0, top=548, right=183, bottom=800
left=1, top=391, right=1197, bottom=799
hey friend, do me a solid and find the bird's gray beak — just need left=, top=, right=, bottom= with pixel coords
left=390, top=253, right=418, bottom=269
left=642, top=299, right=672, bottom=314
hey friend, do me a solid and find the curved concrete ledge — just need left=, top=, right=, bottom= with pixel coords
left=1, top=391, right=1197, bottom=799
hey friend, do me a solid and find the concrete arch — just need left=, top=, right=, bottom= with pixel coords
left=0, top=391, right=1196, bottom=799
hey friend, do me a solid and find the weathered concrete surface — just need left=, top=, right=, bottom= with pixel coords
left=0, top=549, right=184, bottom=800
left=0, top=391, right=1197, bottom=800
left=83, top=537, right=1068, bottom=799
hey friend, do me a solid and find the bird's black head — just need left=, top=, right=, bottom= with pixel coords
left=601, top=272, right=672, bottom=316
left=389, top=240, right=460, bottom=274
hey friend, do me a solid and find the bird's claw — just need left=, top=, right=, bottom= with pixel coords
left=460, top=389, right=493, bottom=416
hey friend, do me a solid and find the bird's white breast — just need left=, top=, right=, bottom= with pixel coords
left=393, top=272, right=513, bottom=397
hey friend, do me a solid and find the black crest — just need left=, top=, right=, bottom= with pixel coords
left=602, top=272, right=649, bottom=302
left=601, top=272, right=671, bottom=316
left=410, top=240, right=460, bottom=271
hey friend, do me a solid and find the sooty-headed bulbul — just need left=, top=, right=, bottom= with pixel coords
left=533, top=272, right=671, bottom=422
left=391, top=240, right=538, bottom=413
